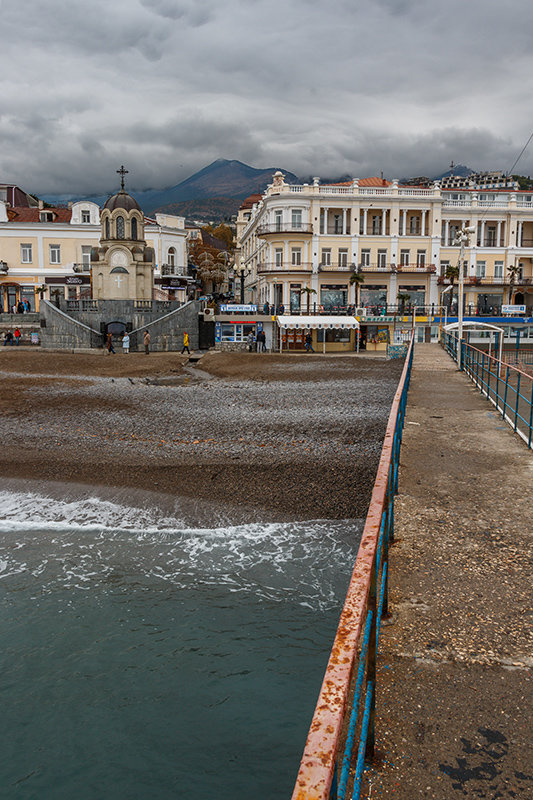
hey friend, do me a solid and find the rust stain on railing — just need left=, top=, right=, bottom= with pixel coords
left=291, top=338, right=414, bottom=800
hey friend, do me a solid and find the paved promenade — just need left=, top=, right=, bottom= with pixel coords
left=365, top=344, right=532, bottom=798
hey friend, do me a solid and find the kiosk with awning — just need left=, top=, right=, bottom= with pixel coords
left=277, top=315, right=360, bottom=353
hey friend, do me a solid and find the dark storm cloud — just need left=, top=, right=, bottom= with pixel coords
left=1, top=0, right=532, bottom=195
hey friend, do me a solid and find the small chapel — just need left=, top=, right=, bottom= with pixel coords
left=91, top=167, right=155, bottom=300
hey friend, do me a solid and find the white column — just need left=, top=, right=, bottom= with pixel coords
left=363, top=208, right=368, bottom=236
left=497, top=221, right=502, bottom=247
left=342, top=208, right=347, bottom=235
left=403, top=210, right=407, bottom=236
left=381, top=211, right=385, bottom=235
left=518, top=221, right=523, bottom=246
left=323, top=208, right=328, bottom=234
left=480, top=221, right=486, bottom=247
left=421, top=210, right=426, bottom=237
left=445, top=220, right=449, bottom=245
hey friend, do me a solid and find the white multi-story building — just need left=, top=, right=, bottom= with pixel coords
left=236, top=172, right=533, bottom=318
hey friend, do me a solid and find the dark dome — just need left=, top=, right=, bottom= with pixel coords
left=103, top=190, right=141, bottom=212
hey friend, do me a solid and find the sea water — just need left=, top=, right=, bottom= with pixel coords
left=0, top=489, right=362, bottom=799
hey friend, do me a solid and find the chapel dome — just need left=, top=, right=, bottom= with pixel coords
left=104, top=190, right=141, bottom=212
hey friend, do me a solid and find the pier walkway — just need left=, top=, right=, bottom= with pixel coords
left=364, top=343, right=532, bottom=798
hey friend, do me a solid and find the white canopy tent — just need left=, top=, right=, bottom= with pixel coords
left=277, top=315, right=360, bottom=353
left=444, top=321, right=504, bottom=364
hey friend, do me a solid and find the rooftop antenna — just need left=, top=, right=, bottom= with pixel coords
left=117, top=165, right=128, bottom=191
left=449, top=160, right=455, bottom=177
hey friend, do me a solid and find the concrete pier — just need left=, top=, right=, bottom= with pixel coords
left=365, top=344, right=532, bottom=798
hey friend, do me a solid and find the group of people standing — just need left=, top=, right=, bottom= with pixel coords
left=247, top=329, right=267, bottom=352
left=6, top=299, right=31, bottom=314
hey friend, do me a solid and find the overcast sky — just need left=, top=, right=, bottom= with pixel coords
left=1, top=0, right=532, bottom=195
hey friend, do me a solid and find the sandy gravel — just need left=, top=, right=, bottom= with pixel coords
left=0, top=350, right=403, bottom=521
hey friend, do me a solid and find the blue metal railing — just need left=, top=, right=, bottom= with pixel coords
left=292, top=334, right=414, bottom=800
left=442, top=332, right=533, bottom=448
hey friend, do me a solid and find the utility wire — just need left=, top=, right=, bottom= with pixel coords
left=507, top=130, right=533, bottom=177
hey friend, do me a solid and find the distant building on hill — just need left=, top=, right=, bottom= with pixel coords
left=440, top=170, right=519, bottom=190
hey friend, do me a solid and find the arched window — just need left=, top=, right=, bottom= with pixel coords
left=167, top=247, right=176, bottom=266
left=105, top=218, right=110, bottom=239
left=131, top=216, right=138, bottom=240
left=116, top=216, right=125, bottom=239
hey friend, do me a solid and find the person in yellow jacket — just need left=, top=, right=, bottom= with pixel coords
left=181, top=330, right=190, bottom=354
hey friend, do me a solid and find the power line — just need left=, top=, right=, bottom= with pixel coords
left=507, top=130, right=533, bottom=177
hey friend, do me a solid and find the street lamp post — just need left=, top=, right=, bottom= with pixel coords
left=454, top=225, right=476, bottom=370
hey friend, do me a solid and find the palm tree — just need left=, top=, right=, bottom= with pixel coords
left=507, top=263, right=521, bottom=304
left=299, top=287, right=317, bottom=313
left=397, top=292, right=410, bottom=314
left=444, top=264, right=460, bottom=311
left=349, top=270, right=365, bottom=308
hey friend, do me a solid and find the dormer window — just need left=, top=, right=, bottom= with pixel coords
left=81, top=210, right=91, bottom=223
left=116, top=216, right=125, bottom=239
left=40, top=211, right=54, bottom=222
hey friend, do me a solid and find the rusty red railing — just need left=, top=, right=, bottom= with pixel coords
left=291, top=333, right=415, bottom=800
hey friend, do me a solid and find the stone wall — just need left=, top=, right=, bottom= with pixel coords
left=0, top=313, right=41, bottom=346
left=40, top=299, right=201, bottom=351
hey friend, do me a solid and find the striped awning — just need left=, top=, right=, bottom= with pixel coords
left=277, top=315, right=359, bottom=329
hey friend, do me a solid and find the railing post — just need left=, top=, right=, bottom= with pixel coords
left=528, top=383, right=533, bottom=448
left=514, top=374, right=521, bottom=431
left=365, top=557, right=377, bottom=762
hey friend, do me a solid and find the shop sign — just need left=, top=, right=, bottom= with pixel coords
left=30, top=333, right=39, bottom=345
left=363, top=315, right=395, bottom=323
left=501, top=304, right=526, bottom=314
left=220, top=304, right=257, bottom=313
left=155, top=277, right=185, bottom=287
left=45, top=276, right=90, bottom=285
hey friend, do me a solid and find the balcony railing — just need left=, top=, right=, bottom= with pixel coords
left=322, top=226, right=352, bottom=235
left=257, top=262, right=312, bottom=273
left=477, top=239, right=503, bottom=247
left=318, top=262, right=353, bottom=271
left=517, top=238, right=533, bottom=247
left=257, top=223, right=313, bottom=235
left=161, top=264, right=185, bottom=276
left=358, top=263, right=436, bottom=273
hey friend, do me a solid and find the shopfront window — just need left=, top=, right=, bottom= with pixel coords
left=20, top=287, right=36, bottom=311
left=290, top=284, right=301, bottom=312
left=320, top=284, right=347, bottom=311
left=316, top=328, right=351, bottom=343
left=360, top=286, right=387, bottom=308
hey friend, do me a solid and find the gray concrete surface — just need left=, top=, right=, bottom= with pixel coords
left=363, top=343, right=532, bottom=799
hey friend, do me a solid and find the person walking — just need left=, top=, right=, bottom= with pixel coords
left=106, top=332, right=115, bottom=354
left=4, top=330, right=13, bottom=346
left=305, top=331, right=315, bottom=353
left=247, top=330, right=255, bottom=352
left=181, top=330, right=190, bottom=355
left=122, top=332, right=130, bottom=354
left=13, top=327, right=22, bottom=345
left=144, top=330, right=150, bottom=355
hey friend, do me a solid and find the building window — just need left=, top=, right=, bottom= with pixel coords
left=291, top=248, right=302, bottom=266
left=21, top=244, right=32, bottom=263
left=371, top=215, right=381, bottom=235
left=274, top=248, right=283, bottom=267
left=40, top=211, right=54, bottom=222
left=81, top=210, right=91, bottom=223
left=167, top=247, right=176, bottom=266
left=321, top=249, right=331, bottom=266
left=377, top=249, right=387, bottom=268
left=486, top=226, right=496, bottom=247
left=274, top=210, right=282, bottom=231
left=494, top=260, right=504, bottom=279
left=440, top=260, right=450, bottom=276
left=416, top=250, right=426, bottom=266
left=291, top=210, right=302, bottom=230
left=116, top=216, right=125, bottom=239
left=105, top=218, right=110, bottom=239
left=131, top=217, right=138, bottom=240
left=476, top=260, right=486, bottom=278
left=409, top=216, right=420, bottom=235
left=81, top=246, right=92, bottom=267
left=49, top=245, right=61, bottom=264
left=400, top=249, right=410, bottom=266
left=338, top=249, right=348, bottom=267
left=333, top=214, right=342, bottom=234
left=360, top=249, right=370, bottom=267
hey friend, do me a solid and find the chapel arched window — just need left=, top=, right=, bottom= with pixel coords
left=116, top=216, right=125, bottom=239
left=131, top=216, right=138, bottom=240
left=105, top=218, right=110, bottom=239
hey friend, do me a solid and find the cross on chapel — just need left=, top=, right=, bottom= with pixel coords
left=117, top=165, right=128, bottom=190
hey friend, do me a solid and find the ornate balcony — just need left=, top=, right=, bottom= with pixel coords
left=257, top=223, right=313, bottom=236
left=257, top=262, right=312, bottom=273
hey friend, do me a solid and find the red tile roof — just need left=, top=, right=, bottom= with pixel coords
left=240, top=194, right=263, bottom=210
left=7, top=207, right=72, bottom=223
